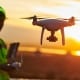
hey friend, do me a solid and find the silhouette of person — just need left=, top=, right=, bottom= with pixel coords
left=0, top=6, right=6, bottom=31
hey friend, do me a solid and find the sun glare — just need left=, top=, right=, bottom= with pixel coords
left=65, top=25, right=80, bottom=42
left=72, top=51, right=80, bottom=56
left=40, top=48, right=67, bottom=55
left=19, top=46, right=37, bottom=52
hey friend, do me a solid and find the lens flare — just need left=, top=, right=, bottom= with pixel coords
left=72, top=51, right=80, bottom=56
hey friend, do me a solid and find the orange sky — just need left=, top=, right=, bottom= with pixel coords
left=0, top=0, right=80, bottom=52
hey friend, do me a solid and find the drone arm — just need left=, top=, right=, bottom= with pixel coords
left=40, top=27, right=45, bottom=45
left=61, top=28, right=65, bottom=45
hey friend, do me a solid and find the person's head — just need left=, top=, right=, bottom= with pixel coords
left=0, top=6, right=6, bottom=31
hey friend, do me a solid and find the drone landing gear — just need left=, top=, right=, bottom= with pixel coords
left=47, top=36, right=58, bottom=42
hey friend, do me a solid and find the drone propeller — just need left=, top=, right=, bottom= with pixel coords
left=63, top=18, right=80, bottom=21
left=20, top=15, right=32, bottom=20
left=37, top=18, right=46, bottom=19
left=20, top=15, right=47, bottom=20
left=57, top=17, right=80, bottom=21
left=20, top=17, right=46, bottom=19
left=74, top=19, right=80, bottom=21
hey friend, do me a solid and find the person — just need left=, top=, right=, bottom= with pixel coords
left=0, top=38, right=7, bottom=64
left=0, top=6, right=6, bottom=31
left=0, top=70, right=10, bottom=80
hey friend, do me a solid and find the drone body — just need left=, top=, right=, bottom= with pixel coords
left=21, top=15, right=75, bottom=45
left=33, top=17, right=74, bottom=31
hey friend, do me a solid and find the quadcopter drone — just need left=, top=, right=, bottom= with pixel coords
left=21, top=15, right=76, bottom=45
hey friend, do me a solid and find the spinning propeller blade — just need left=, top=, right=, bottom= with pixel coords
left=20, top=17, right=33, bottom=20
left=63, top=19, right=80, bottom=21
left=20, top=15, right=48, bottom=20
left=57, top=16, right=80, bottom=21
left=37, top=18, right=47, bottom=19
left=75, top=19, right=80, bottom=21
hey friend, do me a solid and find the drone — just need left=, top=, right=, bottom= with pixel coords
left=21, top=15, right=76, bottom=45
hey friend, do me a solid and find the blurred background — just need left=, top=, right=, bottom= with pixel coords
left=0, top=0, right=80, bottom=56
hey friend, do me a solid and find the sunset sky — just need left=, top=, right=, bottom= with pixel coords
left=0, top=0, right=80, bottom=53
